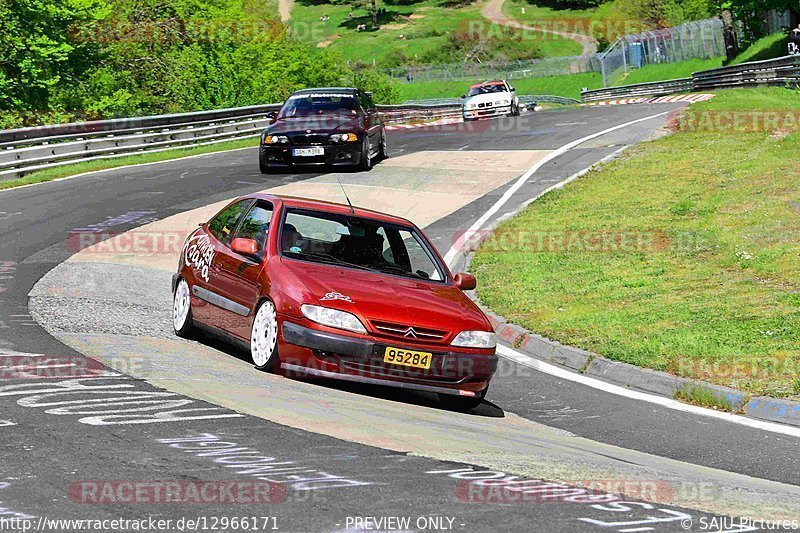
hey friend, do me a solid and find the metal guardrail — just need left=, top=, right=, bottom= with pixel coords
left=402, top=95, right=580, bottom=106
left=0, top=95, right=573, bottom=182
left=581, top=55, right=800, bottom=103
left=693, top=55, right=800, bottom=90
left=581, top=78, right=694, bottom=102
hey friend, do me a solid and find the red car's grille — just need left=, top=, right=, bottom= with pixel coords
left=370, top=320, right=449, bottom=344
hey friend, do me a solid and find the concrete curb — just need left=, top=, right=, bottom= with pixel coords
left=480, top=300, right=800, bottom=428
left=460, top=156, right=800, bottom=430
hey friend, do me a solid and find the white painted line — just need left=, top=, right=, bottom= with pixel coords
left=496, top=344, right=800, bottom=438
left=443, top=110, right=672, bottom=267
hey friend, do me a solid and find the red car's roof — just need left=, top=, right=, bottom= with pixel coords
left=245, top=193, right=414, bottom=226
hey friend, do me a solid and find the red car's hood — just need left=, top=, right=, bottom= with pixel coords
left=279, top=258, right=491, bottom=335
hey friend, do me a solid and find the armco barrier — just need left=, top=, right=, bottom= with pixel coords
left=581, top=55, right=800, bottom=103
left=0, top=95, right=575, bottom=181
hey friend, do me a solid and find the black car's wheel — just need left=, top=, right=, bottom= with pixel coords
left=438, top=387, right=487, bottom=411
left=378, top=128, right=388, bottom=160
left=358, top=137, right=373, bottom=171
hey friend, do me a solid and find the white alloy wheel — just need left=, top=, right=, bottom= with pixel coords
left=173, top=279, right=192, bottom=336
left=251, top=300, right=279, bottom=370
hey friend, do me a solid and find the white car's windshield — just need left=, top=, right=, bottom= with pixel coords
left=467, top=84, right=507, bottom=97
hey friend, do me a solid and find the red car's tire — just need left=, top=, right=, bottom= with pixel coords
left=251, top=299, right=279, bottom=372
left=172, top=278, right=194, bottom=338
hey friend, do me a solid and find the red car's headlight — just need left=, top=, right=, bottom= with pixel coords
left=451, top=331, right=496, bottom=349
left=301, top=304, right=366, bottom=334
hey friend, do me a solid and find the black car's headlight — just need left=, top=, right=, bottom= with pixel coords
left=330, top=133, right=359, bottom=143
left=263, top=135, right=289, bottom=144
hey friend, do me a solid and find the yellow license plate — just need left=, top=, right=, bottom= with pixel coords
left=383, top=347, right=432, bottom=370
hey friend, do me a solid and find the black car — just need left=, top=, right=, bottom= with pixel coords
left=259, top=88, right=387, bottom=173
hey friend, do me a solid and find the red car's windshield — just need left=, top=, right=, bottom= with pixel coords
left=280, top=208, right=445, bottom=282
left=279, top=93, right=359, bottom=118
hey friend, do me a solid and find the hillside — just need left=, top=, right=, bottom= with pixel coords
left=288, top=0, right=583, bottom=67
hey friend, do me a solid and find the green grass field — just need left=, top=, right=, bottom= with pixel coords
left=397, top=72, right=603, bottom=100
left=396, top=55, right=728, bottom=100
left=471, top=87, right=800, bottom=399
left=730, top=32, right=789, bottom=65
left=619, top=57, right=724, bottom=84
left=289, top=0, right=581, bottom=67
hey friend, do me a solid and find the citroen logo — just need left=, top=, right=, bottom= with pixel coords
left=404, top=328, right=418, bottom=339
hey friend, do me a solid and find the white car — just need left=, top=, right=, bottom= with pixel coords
left=461, top=80, right=521, bottom=121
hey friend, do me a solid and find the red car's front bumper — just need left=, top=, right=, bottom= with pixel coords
left=279, top=320, right=497, bottom=397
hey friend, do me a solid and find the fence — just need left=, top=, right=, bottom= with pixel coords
left=581, top=55, right=800, bottom=101
left=386, top=18, right=725, bottom=87
left=599, top=18, right=725, bottom=87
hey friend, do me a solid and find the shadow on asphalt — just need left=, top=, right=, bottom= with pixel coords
left=191, top=328, right=505, bottom=419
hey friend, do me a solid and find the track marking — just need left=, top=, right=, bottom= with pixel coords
left=443, top=110, right=672, bottom=266
left=497, top=345, right=800, bottom=439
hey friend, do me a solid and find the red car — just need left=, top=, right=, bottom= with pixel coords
left=172, top=194, right=498, bottom=409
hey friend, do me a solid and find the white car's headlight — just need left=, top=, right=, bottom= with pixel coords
left=498, top=99, right=510, bottom=105
left=301, top=304, right=366, bottom=334
left=451, top=331, right=497, bottom=349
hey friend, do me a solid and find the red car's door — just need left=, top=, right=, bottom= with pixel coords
left=213, top=201, right=274, bottom=340
left=190, top=198, right=254, bottom=330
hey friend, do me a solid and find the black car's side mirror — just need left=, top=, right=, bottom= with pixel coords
left=266, top=111, right=277, bottom=121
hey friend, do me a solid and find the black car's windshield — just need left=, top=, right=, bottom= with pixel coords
left=281, top=208, right=445, bottom=282
left=467, top=84, right=507, bottom=97
left=279, top=93, right=359, bottom=118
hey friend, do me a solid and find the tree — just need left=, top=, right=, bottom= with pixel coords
left=711, top=0, right=797, bottom=42
left=0, top=0, right=107, bottom=119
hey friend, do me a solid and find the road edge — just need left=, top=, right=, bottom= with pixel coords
left=461, top=160, right=800, bottom=430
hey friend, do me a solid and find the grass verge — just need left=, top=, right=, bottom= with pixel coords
left=675, top=386, right=746, bottom=413
left=730, top=33, right=789, bottom=65
left=471, top=87, right=800, bottom=400
left=0, top=137, right=259, bottom=191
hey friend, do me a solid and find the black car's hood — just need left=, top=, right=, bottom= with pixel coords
left=268, top=114, right=364, bottom=134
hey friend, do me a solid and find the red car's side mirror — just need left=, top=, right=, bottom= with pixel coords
left=231, top=238, right=259, bottom=256
left=454, top=273, right=477, bottom=291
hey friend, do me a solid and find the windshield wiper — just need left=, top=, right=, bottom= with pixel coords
left=286, top=251, right=374, bottom=272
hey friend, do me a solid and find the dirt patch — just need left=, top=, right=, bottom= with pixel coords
left=409, top=13, right=426, bottom=19
left=383, top=23, right=409, bottom=30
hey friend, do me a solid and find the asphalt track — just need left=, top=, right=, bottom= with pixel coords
left=1, top=104, right=799, bottom=532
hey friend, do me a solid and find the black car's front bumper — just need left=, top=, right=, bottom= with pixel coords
left=260, top=143, right=363, bottom=168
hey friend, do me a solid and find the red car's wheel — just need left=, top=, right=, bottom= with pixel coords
left=251, top=299, right=279, bottom=371
left=173, top=278, right=194, bottom=338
